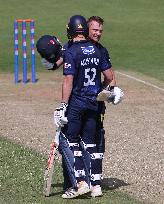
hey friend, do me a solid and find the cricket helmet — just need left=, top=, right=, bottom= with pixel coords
left=36, top=35, right=62, bottom=63
left=67, top=15, right=89, bottom=39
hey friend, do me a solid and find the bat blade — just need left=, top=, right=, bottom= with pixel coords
left=43, top=127, right=61, bottom=196
left=43, top=161, right=55, bottom=196
left=97, top=89, right=114, bottom=101
left=43, top=142, right=58, bottom=196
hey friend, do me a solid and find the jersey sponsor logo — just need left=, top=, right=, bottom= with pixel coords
left=81, top=57, right=99, bottom=66
left=64, top=63, right=71, bottom=69
left=81, top=46, right=95, bottom=55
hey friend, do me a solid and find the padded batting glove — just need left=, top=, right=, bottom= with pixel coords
left=54, top=102, right=68, bottom=127
left=110, top=86, right=124, bottom=105
left=97, top=85, right=124, bottom=105
left=41, top=58, right=57, bottom=70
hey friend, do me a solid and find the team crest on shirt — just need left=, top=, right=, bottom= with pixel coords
left=81, top=46, right=95, bottom=55
left=64, top=63, right=71, bottom=69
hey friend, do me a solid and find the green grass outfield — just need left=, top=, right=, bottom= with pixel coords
left=0, top=137, right=143, bottom=204
left=0, top=0, right=163, bottom=81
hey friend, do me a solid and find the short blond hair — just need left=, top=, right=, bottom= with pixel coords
left=87, top=16, right=104, bottom=26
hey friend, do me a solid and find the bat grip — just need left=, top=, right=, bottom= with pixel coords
left=55, top=126, right=61, bottom=146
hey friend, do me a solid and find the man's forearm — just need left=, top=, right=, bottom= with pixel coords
left=102, top=68, right=113, bottom=87
left=62, top=75, right=73, bottom=103
left=56, top=57, right=64, bottom=68
left=109, top=68, right=116, bottom=87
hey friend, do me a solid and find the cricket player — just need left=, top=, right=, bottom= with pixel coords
left=53, top=14, right=115, bottom=199
left=36, top=15, right=123, bottom=198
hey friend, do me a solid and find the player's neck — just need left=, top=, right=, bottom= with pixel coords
left=73, top=35, right=86, bottom=42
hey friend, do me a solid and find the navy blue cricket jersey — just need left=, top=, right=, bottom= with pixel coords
left=63, top=40, right=112, bottom=69
left=94, top=42, right=112, bottom=69
left=63, top=40, right=111, bottom=106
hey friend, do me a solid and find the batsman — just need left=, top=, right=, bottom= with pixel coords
left=36, top=15, right=124, bottom=199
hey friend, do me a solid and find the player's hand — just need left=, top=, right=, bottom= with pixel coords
left=54, top=102, right=68, bottom=127
left=111, top=87, right=124, bottom=105
left=41, top=58, right=54, bottom=70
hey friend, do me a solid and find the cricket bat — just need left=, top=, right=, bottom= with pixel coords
left=97, top=89, right=115, bottom=102
left=43, top=126, right=61, bottom=196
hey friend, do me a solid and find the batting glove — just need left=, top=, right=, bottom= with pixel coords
left=54, top=102, right=68, bottom=127
left=112, top=87, right=124, bottom=105
left=41, top=58, right=57, bottom=70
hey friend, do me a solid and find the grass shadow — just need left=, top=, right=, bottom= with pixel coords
left=51, top=182, right=63, bottom=188
left=102, top=177, right=129, bottom=190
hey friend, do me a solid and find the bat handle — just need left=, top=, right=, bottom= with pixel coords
left=55, top=126, right=61, bottom=146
